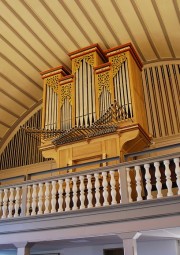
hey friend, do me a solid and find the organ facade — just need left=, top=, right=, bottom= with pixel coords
left=36, top=43, right=151, bottom=169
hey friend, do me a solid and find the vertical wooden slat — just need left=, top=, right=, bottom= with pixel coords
left=152, top=67, right=165, bottom=137
left=169, top=65, right=180, bottom=133
left=164, top=65, right=177, bottom=134
left=147, top=68, right=159, bottom=137
left=142, top=69, right=153, bottom=136
left=157, top=66, right=172, bottom=136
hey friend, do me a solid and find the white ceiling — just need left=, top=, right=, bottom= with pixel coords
left=0, top=0, right=180, bottom=150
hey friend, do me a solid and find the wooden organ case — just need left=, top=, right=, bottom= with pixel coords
left=38, top=43, right=151, bottom=170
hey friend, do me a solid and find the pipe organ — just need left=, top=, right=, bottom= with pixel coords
left=38, top=43, right=151, bottom=169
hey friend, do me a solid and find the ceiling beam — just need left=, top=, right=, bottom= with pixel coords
left=59, top=0, right=93, bottom=45
left=0, top=53, right=43, bottom=91
left=75, top=0, right=110, bottom=48
left=1, top=34, right=40, bottom=72
left=9, top=0, right=68, bottom=68
left=130, top=0, right=160, bottom=59
left=151, top=0, right=175, bottom=58
left=0, top=104, right=20, bottom=118
left=0, top=15, right=52, bottom=69
left=0, top=120, right=11, bottom=128
left=110, top=0, right=146, bottom=62
left=0, top=88, right=29, bottom=110
left=0, top=73, right=38, bottom=103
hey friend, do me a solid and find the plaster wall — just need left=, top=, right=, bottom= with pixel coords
left=137, top=240, right=179, bottom=255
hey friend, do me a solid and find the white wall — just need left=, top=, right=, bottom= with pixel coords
left=137, top=240, right=179, bottom=255
left=60, top=243, right=123, bottom=255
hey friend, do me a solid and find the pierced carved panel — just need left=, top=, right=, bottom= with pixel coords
left=98, top=71, right=110, bottom=96
left=111, top=53, right=127, bottom=77
left=60, top=83, right=72, bottom=107
left=74, top=53, right=94, bottom=73
left=46, top=75, right=59, bottom=93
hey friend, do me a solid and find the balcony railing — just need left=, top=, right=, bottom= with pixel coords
left=0, top=152, right=179, bottom=219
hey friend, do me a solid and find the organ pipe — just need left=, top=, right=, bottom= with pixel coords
left=75, top=59, right=96, bottom=127
left=113, top=59, right=133, bottom=119
left=45, top=86, right=58, bottom=130
left=0, top=110, right=48, bottom=170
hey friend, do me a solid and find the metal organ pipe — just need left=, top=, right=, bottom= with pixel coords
left=75, top=59, right=96, bottom=127
left=61, top=98, right=72, bottom=131
left=45, top=85, right=50, bottom=129
left=79, top=60, right=84, bottom=126
left=0, top=110, right=46, bottom=170
left=125, top=60, right=133, bottom=117
left=83, top=59, right=88, bottom=126
left=113, top=59, right=133, bottom=119
left=87, top=64, right=92, bottom=125
left=45, top=85, right=58, bottom=130
left=99, top=86, right=111, bottom=117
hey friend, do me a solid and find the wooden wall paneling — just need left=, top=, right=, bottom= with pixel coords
left=142, top=69, right=153, bottom=136
left=157, top=66, right=172, bottom=136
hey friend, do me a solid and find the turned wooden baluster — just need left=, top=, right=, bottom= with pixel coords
left=87, top=174, right=93, bottom=208
left=126, top=168, right=132, bottom=202
left=8, top=188, right=14, bottom=218
left=154, top=162, right=163, bottom=198
left=72, top=177, right=78, bottom=210
left=2, top=189, right=8, bottom=218
left=26, top=186, right=31, bottom=216
left=94, top=173, right=101, bottom=207
left=110, top=170, right=117, bottom=205
left=164, top=160, right=173, bottom=196
left=135, top=166, right=143, bottom=201
left=144, top=164, right=153, bottom=200
left=44, top=182, right=50, bottom=214
left=58, top=180, right=63, bottom=212
left=0, top=190, right=3, bottom=215
left=118, top=169, right=122, bottom=203
left=38, top=183, right=43, bottom=215
left=174, top=158, right=180, bottom=195
left=65, top=179, right=70, bottom=211
left=14, top=187, right=20, bottom=217
left=31, top=184, right=37, bottom=216
left=102, top=172, right=109, bottom=206
left=51, top=181, right=57, bottom=213
left=80, top=176, right=85, bottom=209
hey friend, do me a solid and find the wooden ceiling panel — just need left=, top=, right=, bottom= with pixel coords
left=0, top=77, right=37, bottom=106
left=0, top=124, right=8, bottom=138
left=0, top=1, right=63, bottom=68
left=43, top=0, right=91, bottom=48
left=64, top=0, right=108, bottom=48
left=135, top=0, right=172, bottom=59
left=95, top=1, right=131, bottom=44
left=0, top=108, right=17, bottom=126
left=1, top=39, right=43, bottom=86
left=0, top=58, right=42, bottom=100
left=156, top=0, right=180, bottom=57
left=24, top=0, right=78, bottom=52
left=0, top=22, right=51, bottom=71
left=6, top=0, right=71, bottom=68
left=115, top=0, right=157, bottom=61
left=79, top=0, right=118, bottom=48
left=0, top=92, right=26, bottom=116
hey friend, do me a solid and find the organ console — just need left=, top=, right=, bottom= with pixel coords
left=29, top=43, right=151, bottom=170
